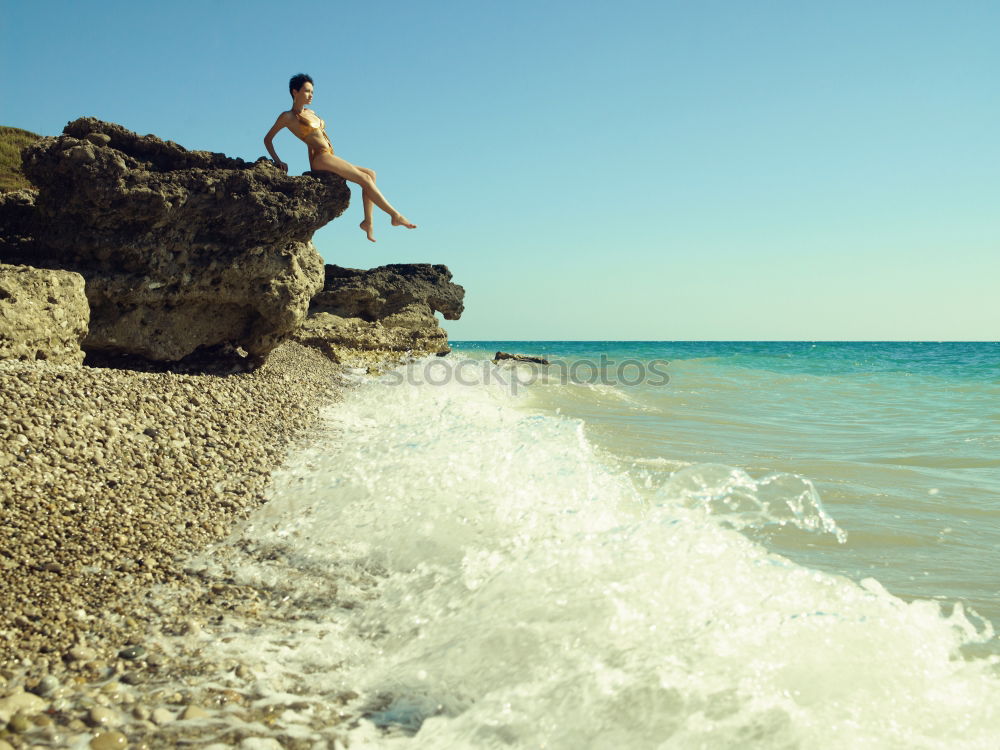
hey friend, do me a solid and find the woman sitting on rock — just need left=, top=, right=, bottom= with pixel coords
left=264, top=73, right=416, bottom=242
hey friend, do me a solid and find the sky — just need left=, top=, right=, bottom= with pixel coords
left=2, top=0, right=998, bottom=340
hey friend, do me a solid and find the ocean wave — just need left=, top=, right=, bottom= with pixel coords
left=147, top=359, right=1000, bottom=748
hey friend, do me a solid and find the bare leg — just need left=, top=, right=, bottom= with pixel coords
left=358, top=167, right=376, bottom=242
left=312, top=153, right=417, bottom=232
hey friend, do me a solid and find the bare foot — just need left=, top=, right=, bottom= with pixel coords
left=360, top=221, right=376, bottom=242
left=391, top=214, right=417, bottom=229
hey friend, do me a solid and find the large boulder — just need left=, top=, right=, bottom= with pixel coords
left=294, top=263, right=465, bottom=359
left=0, top=263, right=89, bottom=365
left=13, top=117, right=351, bottom=361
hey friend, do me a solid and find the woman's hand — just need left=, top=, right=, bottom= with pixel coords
left=264, top=112, right=294, bottom=174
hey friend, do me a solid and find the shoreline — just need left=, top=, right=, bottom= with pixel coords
left=0, top=341, right=359, bottom=748
left=4, top=342, right=999, bottom=746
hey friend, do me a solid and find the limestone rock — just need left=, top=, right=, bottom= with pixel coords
left=0, top=263, right=89, bottom=364
left=295, top=263, right=465, bottom=359
left=15, top=117, right=351, bottom=361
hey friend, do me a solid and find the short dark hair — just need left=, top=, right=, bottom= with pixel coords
left=289, top=73, right=313, bottom=96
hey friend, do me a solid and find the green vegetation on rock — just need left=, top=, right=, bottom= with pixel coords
left=0, top=126, right=43, bottom=192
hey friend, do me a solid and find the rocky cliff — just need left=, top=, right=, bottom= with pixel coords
left=1, top=117, right=463, bottom=367
left=4, top=118, right=349, bottom=361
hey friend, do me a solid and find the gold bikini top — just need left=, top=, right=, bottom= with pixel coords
left=293, top=109, right=326, bottom=140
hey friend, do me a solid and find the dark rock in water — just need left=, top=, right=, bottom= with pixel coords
left=493, top=351, right=550, bottom=365
left=118, top=645, right=146, bottom=660
left=295, top=263, right=465, bottom=359
left=9, top=117, right=351, bottom=362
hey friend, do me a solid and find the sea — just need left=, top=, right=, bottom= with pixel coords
left=185, top=341, right=1000, bottom=748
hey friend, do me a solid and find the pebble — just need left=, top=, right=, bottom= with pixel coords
left=8, top=712, right=31, bottom=733
left=239, top=739, right=284, bottom=750
left=0, top=342, right=364, bottom=747
left=90, top=730, right=128, bottom=749
left=69, top=645, right=98, bottom=662
left=181, top=704, right=209, bottom=720
left=118, top=645, right=145, bottom=660
left=32, top=674, right=59, bottom=696
left=217, top=689, right=244, bottom=705
left=2, top=342, right=345, bottom=672
left=151, top=707, right=174, bottom=726
left=0, top=689, right=47, bottom=722
left=89, top=705, right=119, bottom=727
left=100, top=681, right=122, bottom=695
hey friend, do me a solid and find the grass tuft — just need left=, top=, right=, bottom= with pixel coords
left=0, top=126, right=44, bottom=192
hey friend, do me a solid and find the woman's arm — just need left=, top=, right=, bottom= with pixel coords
left=263, top=112, right=291, bottom=173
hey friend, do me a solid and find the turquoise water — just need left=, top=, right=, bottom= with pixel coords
left=453, top=341, right=1000, bottom=633
left=178, top=340, right=1000, bottom=747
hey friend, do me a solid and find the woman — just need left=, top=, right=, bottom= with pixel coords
left=264, top=73, right=416, bottom=242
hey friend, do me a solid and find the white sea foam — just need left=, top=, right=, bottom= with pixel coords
left=185, top=358, right=1000, bottom=748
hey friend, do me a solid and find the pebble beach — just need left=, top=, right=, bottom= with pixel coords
left=0, top=341, right=365, bottom=749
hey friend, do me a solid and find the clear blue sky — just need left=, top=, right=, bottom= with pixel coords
left=2, top=0, right=998, bottom=340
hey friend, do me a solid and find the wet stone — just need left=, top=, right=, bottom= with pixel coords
left=181, top=704, right=209, bottom=720
left=238, top=738, right=283, bottom=750
left=100, top=681, right=122, bottom=695
left=32, top=674, right=59, bottom=696
left=69, top=645, right=98, bottom=662
left=0, top=689, right=47, bottom=719
left=151, top=707, right=174, bottom=726
left=89, top=705, right=118, bottom=727
left=7, top=713, right=30, bottom=733
left=90, top=730, right=128, bottom=749
left=118, top=646, right=145, bottom=661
